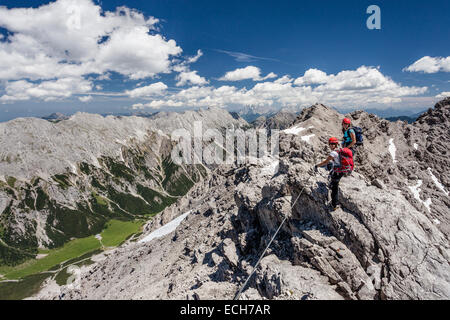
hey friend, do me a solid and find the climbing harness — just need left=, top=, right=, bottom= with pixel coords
left=234, top=182, right=309, bottom=300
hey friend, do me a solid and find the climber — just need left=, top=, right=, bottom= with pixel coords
left=314, top=137, right=354, bottom=211
left=342, top=118, right=357, bottom=156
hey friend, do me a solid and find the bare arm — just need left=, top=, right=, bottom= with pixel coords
left=317, top=156, right=334, bottom=168
left=347, top=131, right=356, bottom=149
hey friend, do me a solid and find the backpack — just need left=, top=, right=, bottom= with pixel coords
left=334, top=148, right=354, bottom=175
left=351, top=127, right=364, bottom=145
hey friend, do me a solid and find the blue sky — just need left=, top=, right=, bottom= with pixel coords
left=0, top=0, right=449, bottom=121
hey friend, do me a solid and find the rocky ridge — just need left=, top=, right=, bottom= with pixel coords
left=35, top=99, right=450, bottom=300
left=252, top=109, right=298, bottom=131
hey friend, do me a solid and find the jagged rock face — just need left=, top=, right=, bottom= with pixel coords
left=0, top=107, right=246, bottom=266
left=35, top=101, right=449, bottom=300
left=252, top=110, right=298, bottom=130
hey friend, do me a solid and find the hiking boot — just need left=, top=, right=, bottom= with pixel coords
left=329, top=204, right=339, bottom=212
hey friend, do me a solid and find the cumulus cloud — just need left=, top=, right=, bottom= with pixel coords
left=170, top=50, right=208, bottom=87
left=0, top=0, right=182, bottom=100
left=404, top=56, right=450, bottom=73
left=294, top=66, right=427, bottom=97
left=125, top=82, right=168, bottom=98
left=176, top=71, right=208, bottom=87
left=132, top=99, right=184, bottom=110
left=129, top=66, right=427, bottom=110
left=294, top=69, right=328, bottom=85
left=79, top=95, right=93, bottom=102
left=436, top=92, right=450, bottom=99
left=264, top=72, right=278, bottom=80
left=219, top=66, right=277, bottom=81
left=274, top=75, right=294, bottom=84
left=0, top=77, right=93, bottom=102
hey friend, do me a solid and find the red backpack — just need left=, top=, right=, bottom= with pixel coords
left=334, top=148, right=354, bottom=175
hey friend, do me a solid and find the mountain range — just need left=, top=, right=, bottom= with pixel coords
left=27, top=99, right=450, bottom=300
left=0, top=107, right=247, bottom=268
left=0, top=99, right=449, bottom=300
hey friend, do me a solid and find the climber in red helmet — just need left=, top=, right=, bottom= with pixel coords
left=342, top=118, right=357, bottom=156
left=314, top=137, right=352, bottom=211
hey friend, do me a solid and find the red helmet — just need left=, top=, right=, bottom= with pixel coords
left=329, top=137, right=339, bottom=144
left=342, top=118, right=351, bottom=125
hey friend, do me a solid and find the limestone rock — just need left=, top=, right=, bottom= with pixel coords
left=31, top=99, right=450, bottom=300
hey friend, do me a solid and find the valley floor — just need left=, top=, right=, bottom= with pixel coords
left=0, top=219, right=144, bottom=300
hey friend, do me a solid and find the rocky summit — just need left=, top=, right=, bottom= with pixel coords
left=252, top=109, right=298, bottom=131
left=30, top=99, right=450, bottom=300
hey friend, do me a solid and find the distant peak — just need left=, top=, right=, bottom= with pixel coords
left=42, top=112, right=69, bottom=122
left=415, top=97, right=450, bottom=125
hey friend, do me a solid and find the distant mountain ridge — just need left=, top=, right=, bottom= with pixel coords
left=41, top=112, right=69, bottom=122
left=384, top=115, right=417, bottom=123
left=0, top=107, right=248, bottom=269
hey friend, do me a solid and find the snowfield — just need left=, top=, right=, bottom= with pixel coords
left=427, top=168, right=449, bottom=196
left=389, top=139, right=398, bottom=163
left=283, top=125, right=306, bottom=135
left=139, top=211, right=192, bottom=244
left=260, top=158, right=279, bottom=176
left=408, top=180, right=432, bottom=212
left=301, top=134, right=315, bottom=143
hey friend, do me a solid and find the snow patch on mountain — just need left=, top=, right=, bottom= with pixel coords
left=260, top=158, right=280, bottom=176
left=283, top=125, right=306, bottom=135
left=427, top=168, right=449, bottom=196
left=408, top=180, right=432, bottom=212
left=139, top=211, right=192, bottom=244
left=389, top=139, right=398, bottom=163
left=301, top=134, right=315, bottom=143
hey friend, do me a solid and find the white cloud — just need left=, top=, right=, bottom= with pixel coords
left=263, top=72, right=278, bottom=80
left=219, top=66, right=277, bottom=81
left=436, top=92, right=450, bottom=99
left=79, top=95, right=92, bottom=102
left=125, top=82, right=168, bottom=98
left=172, top=49, right=205, bottom=75
left=274, top=75, right=293, bottom=84
left=132, top=99, right=183, bottom=110
left=128, top=66, right=427, bottom=110
left=316, top=66, right=395, bottom=91
left=293, top=67, right=428, bottom=103
left=404, top=56, right=450, bottom=73
left=176, top=71, right=208, bottom=87
left=131, top=103, right=145, bottom=110
left=97, top=73, right=111, bottom=81
left=294, top=69, right=328, bottom=85
left=187, top=50, right=203, bottom=64
left=0, top=0, right=183, bottom=100
left=0, top=77, right=92, bottom=102
left=94, top=26, right=181, bottom=80
left=170, top=50, right=208, bottom=87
